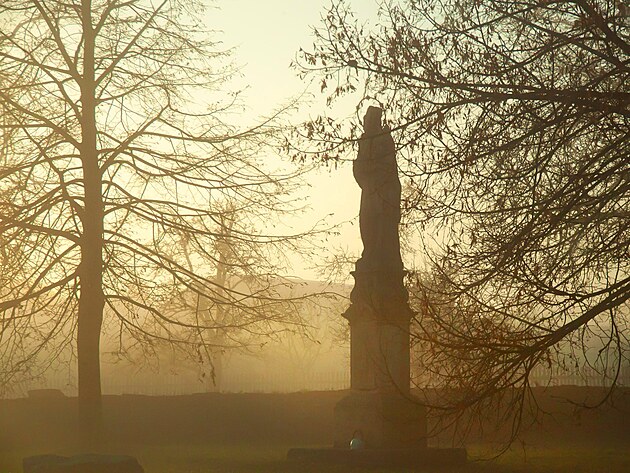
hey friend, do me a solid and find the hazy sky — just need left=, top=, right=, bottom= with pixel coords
left=217, top=0, right=378, bottom=118
left=208, top=1, right=382, bottom=279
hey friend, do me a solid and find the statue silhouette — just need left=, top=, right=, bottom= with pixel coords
left=353, top=106, right=403, bottom=273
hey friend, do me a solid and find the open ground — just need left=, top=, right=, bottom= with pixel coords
left=2, top=388, right=628, bottom=473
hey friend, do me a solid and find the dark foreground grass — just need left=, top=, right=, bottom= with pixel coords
left=1, top=442, right=629, bottom=473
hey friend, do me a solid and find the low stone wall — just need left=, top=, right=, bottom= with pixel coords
left=1, top=387, right=629, bottom=452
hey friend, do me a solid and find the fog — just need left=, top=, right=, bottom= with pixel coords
left=1, top=0, right=629, bottom=472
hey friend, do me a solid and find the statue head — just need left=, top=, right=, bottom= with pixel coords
left=363, top=106, right=382, bottom=136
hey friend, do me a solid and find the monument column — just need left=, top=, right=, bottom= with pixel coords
left=334, top=106, right=426, bottom=449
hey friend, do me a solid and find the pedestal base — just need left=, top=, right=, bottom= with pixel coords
left=333, top=391, right=427, bottom=449
left=287, top=447, right=467, bottom=467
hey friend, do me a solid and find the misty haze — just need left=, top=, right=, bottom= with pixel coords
left=0, top=1, right=628, bottom=473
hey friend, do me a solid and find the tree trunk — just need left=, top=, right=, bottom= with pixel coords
left=77, top=0, right=104, bottom=446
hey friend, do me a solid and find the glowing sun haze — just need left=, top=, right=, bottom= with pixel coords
left=211, top=1, right=382, bottom=279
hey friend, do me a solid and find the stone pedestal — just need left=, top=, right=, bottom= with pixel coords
left=288, top=447, right=467, bottom=467
left=345, top=294, right=411, bottom=393
left=333, top=268, right=427, bottom=449
left=334, top=391, right=426, bottom=449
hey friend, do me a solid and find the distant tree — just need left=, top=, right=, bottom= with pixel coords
left=163, top=205, right=311, bottom=391
left=0, top=0, right=314, bottom=443
left=298, top=0, right=629, bottom=435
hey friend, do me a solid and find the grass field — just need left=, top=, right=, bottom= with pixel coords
left=2, top=390, right=628, bottom=473
left=2, top=442, right=629, bottom=473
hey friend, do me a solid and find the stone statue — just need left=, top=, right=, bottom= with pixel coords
left=347, top=106, right=407, bottom=324
left=333, top=107, right=427, bottom=451
left=354, top=106, right=403, bottom=273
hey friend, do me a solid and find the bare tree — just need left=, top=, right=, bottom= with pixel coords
left=0, top=0, right=316, bottom=443
left=163, top=205, right=312, bottom=391
left=296, top=0, right=629, bottom=437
